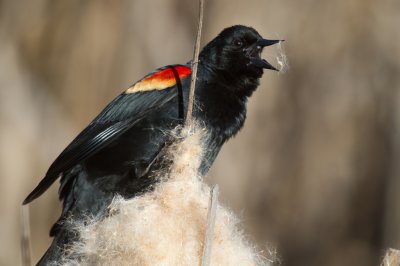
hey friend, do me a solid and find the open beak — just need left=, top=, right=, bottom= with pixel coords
left=249, top=39, right=284, bottom=71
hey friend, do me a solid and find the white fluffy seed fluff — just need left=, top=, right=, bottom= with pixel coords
left=382, top=249, right=400, bottom=266
left=276, top=41, right=289, bottom=73
left=57, top=124, right=272, bottom=266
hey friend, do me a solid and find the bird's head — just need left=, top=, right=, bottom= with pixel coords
left=199, top=25, right=282, bottom=87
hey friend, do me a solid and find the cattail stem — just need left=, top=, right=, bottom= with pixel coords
left=201, top=184, right=219, bottom=266
left=20, top=205, right=32, bottom=266
left=185, top=0, right=205, bottom=125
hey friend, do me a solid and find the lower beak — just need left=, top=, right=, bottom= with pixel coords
left=250, top=58, right=279, bottom=71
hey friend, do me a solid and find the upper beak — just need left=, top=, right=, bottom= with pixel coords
left=249, top=39, right=284, bottom=71
left=257, top=39, right=283, bottom=47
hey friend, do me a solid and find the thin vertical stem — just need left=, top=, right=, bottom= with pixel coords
left=201, top=185, right=219, bottom=266
left=185, top=0, right=205, bottom=125
left=21, top=205, right=32, bottom=266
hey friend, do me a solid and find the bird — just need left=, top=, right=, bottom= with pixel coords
left=23, top=25, right=282, bottom=264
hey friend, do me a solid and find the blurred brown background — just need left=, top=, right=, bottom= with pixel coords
left=1, top=0, right=399, bottom=265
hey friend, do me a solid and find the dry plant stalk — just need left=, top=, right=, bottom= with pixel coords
left=381, top=249, right=400, bottom=266
left=185, top=1, right=220, bottom=264
left=201, top=185, right=219, bottom=266
left=185, top=0, right=205, bottom=125
left=20, top=205, right=32, bottom=266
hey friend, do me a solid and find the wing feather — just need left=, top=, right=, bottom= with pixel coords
left=22, top=65, right=190, bottom=205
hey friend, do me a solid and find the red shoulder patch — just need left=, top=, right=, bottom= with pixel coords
left=126, top=65, right=191, bottom=94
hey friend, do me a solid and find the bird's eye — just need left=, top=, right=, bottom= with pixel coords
left=232, top=39, right=243, bottom=48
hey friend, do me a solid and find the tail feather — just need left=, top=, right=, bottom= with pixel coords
left=22, top=173, right=59, bottom=205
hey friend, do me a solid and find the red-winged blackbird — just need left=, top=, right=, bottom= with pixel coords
left=23, top=25, right=281, bottom=264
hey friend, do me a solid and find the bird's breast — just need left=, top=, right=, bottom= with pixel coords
left=195, top=92, right=247, bottom=139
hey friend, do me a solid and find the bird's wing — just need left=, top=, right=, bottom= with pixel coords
left=23, top=65, right=192, bottom=204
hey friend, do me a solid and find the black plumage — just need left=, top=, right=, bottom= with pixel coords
left=23, top=25, right=281, bottom=264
